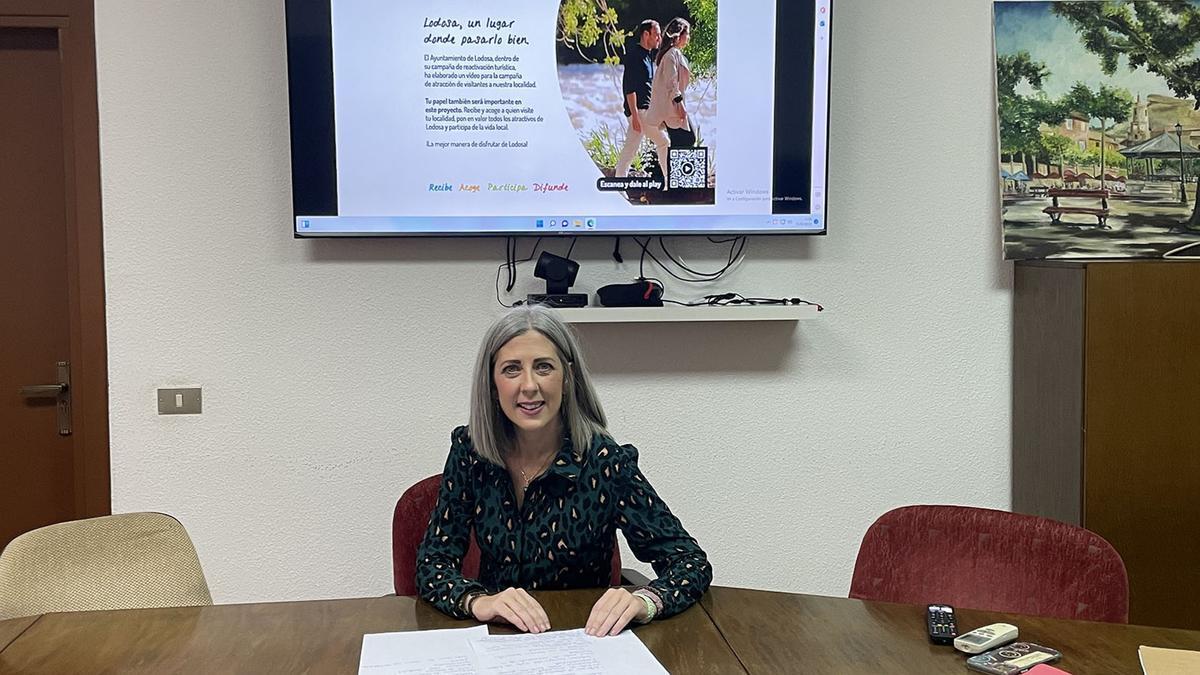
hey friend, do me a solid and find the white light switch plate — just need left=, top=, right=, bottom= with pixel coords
left=158, top=388, right=202, bottom=414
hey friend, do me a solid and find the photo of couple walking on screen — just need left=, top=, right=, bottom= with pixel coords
left=557, top=0, right=717, bottom=205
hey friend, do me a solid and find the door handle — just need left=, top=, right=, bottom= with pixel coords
left=17, top=362, right=72, bottom=435
left=19, top=384, right=67, bottom=397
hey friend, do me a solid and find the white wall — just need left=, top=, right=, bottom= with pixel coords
left=95, top=0, right=1010, bottom=604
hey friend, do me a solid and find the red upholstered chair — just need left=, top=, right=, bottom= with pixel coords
left=392, top=474, right=627, bottom=596
left=849, top=505, right=1129, bottom=623
left=392, top=475, right=480, bottom=597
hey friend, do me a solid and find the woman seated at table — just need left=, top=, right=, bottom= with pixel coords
left=416, top=305, right=711, bottom=637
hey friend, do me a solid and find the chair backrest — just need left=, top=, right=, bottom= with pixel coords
left=393, top=474, right=481, bottom=596
left=0, top=512, right=213, bottom=620
left=393, top=473, right=622, bottom=596
left=849, top=505, right=1129, bottom=623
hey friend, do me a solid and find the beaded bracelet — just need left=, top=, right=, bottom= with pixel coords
left=632, top=585, right=664, bottom=616
left=632, top=590, right=658, bottom=624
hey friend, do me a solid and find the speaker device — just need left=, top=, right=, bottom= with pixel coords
left=597, top=280, right=664, bottom=307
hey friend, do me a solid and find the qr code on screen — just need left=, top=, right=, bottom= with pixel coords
left=668, top=147, right=708, bottom=189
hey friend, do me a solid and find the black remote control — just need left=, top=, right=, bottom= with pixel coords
left=927, top=604, right=958, bottom=644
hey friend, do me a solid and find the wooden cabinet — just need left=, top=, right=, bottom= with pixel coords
left=1013, top=261, right=1200, bottom=630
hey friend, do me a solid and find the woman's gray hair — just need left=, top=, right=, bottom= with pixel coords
left=468, top=304, right=609, bottom=466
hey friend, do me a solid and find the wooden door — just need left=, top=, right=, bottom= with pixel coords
left=1084, top=262, right=1200, bottom=630
left=0, top=1, right=108, bottom=552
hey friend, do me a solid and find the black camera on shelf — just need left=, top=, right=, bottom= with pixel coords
left=527, top=252, right=588, bottom=308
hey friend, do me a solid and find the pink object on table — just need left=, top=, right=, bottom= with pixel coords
left=1026, top=664, right=1071, bottom=674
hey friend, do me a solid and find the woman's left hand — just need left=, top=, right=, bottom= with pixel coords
left=585, top=588, right=648, bottom=636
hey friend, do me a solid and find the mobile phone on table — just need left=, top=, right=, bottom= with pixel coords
left=965, top=642, right=1062, bottom=674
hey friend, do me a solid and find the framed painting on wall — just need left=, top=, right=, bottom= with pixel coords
left=994, top=1, right=1200, bottom=259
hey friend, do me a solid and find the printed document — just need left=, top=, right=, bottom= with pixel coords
left=358, top=626, right=667, bottom=675
left=359, top=625, right=488, bottom=674
left=473, top=628, right=668, bottom=675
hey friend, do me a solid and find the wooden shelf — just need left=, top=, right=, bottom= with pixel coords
left=555, top=305, right=820, bottom=323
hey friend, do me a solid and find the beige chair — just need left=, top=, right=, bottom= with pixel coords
left=0, top=512, right=213, bottom=619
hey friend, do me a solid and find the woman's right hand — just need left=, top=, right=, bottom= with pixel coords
left=470, top=587, right=551, bottom=633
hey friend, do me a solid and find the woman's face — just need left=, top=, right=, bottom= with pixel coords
left=492, top=330, right=565, bottom=438
left=676, top=29, right=690, bottom=48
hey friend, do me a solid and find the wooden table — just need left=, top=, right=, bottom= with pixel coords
left=0, top=589, right=742, bottom=674
left=702, top=586, right=1200, bottom=674
left=4, top=587, right=1200, bottom=673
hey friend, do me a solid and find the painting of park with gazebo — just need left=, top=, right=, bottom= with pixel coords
left=994, top=1, right=1200, bottom=259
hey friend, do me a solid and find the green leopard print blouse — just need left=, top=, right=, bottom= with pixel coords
left=417, top=425, right=712, bottom=619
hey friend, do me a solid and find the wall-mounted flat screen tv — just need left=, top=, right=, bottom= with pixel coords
left=286, top=0, right=831, bottom=236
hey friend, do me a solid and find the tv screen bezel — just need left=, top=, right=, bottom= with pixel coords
left=284, top=0, right=832, bottom=239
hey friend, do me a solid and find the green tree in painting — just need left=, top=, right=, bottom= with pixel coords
left=1103, top=147, right=1128, bottom=170
left=997, top=52, right=1066, bottom=175
left=1061, top=82, right=1133, bottom=187
left=997, top=51, right=1049, bottom=97
left=1064, top=143, right=1090, bottom=175
left=1054, top=0, right=1200, bottom=227
left=1040, top=131, right=1074, bottom=177
left=1082, top=147, right=1129, bottom=175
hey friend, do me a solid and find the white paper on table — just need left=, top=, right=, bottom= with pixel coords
left=471, top=628, right=668, bottom=675
left=358, top=625, right=489, bottom=675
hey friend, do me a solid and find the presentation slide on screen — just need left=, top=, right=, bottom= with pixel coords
left=292, top=0, right=830, bottom=235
